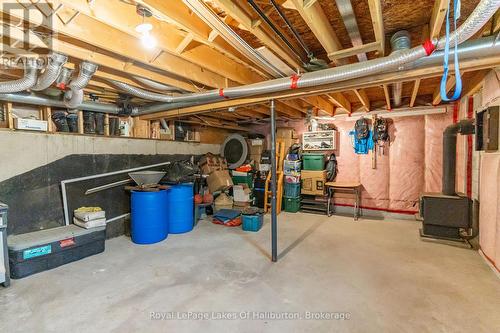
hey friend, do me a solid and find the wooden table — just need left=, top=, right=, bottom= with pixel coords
left=325, top=182, right=362, bottom=220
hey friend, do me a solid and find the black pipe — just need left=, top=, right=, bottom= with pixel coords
left=442, top=119, right=475, bottom=195
left=270, top=99, right=278, bottom=262
left=269, top=0, right=312, bottom=58
left=247, top=0, right=305, bottom=63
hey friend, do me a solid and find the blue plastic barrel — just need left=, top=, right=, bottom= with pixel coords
left=131, top=190, right=168, bottom=244
left=167, top=183, right=194, bottom=234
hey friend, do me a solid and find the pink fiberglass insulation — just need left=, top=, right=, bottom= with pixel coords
left=389, top=116, right=426, bottom=211
left=424, top=110, right=454, bottom=193
left=479, top=153, right=500, bottom=267
left=359, top=148, right=390, bottom=210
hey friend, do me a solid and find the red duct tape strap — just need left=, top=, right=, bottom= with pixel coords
left=290, top=74, right=300, bottom=89
left=219, top=89, right=229, bottom=99
left=422, top=39, right=436, bottom=56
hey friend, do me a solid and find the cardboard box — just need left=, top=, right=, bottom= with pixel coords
left=277, top=127, right=297, bottom=139
left=233, top=184, right=252, bottom=203
left=247, top=139, right=264, bottom=155
left=207, top=170, right=233, bottom=193
left=301, top=170, right=327, bottom=196
left=14, top=118, right=47, bottom=132
left=199, top=153, right=227, bottom=175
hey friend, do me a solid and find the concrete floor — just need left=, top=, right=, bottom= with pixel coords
left=1, top=213, right=499, bottom=333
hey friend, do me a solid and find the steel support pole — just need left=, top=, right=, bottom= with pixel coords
left=270, top=99, right=278, bottom=262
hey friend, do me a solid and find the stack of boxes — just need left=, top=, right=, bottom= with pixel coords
left=200, top=153, right=234, bottom=193
left=247, top=138, right=265, bottom=171
left=283, top=157, right=301, bottom=213
left=300, top=153, right=328, bottom=213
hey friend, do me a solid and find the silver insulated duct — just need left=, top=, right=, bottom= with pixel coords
left=64, top=61, right=98, bottom=108
left=125, top=0, right=499, bottom=115
left=0, top=58, right=38, bottom=93
left=390, top=31, right=411, bottom=107
left=31, top=52, right=68, bottom=91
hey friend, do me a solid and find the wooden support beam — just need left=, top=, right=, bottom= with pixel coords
left=1, top=3, right=228, bottom=88
left=290, top=0, right=345, bottom=64
left=367, top=0, right=385, bottom=56
left=430, top=0, right=448, bottom=39
left=382, top=85, right=391, bottom=110
left=212, top=0, right=303, bottom=69
left=0, top=22, right=197, bottom=92
left=410, top=79, right=421, bottom=107
left=104, top=114, right=110, bottom=136
left=300, top=96, right=335, bottom=115
left=77, top=111, right=84, bottom=134
left=433, top=75, right=455, bottom=105
left=353, top=89, right=371, bottom=112
left=326, top=92, right=352, bottom=114
left=175, top=33, right=194, bottom=54
left=42, top=107, right=54, bottom=133
left=6, top=103, right=13, bottom=129
left=303, top=0, right=319, bottom=9
left=327, top=42, right=381, bottom=61
left=462, top=70, right=489, bottom=97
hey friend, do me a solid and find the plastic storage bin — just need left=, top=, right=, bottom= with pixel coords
left=284, top=160, right=301, bottom=175
left=284, top=182, right=301, bottom=197
left=302, top=154, right=325, bottom=170
left=284, top=196, right=301, bottom=213
left=242, top=214, right=263, bottom=232
left=232, top=172, right=253, bottom=188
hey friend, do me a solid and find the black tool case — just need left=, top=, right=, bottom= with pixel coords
left=8, top=225, right=105, bottom=279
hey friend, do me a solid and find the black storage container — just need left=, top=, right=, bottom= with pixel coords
left=8, top=225, right=105, bottom=279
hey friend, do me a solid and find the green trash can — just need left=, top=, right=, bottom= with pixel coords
left=302, top=154, right=325, bottom=170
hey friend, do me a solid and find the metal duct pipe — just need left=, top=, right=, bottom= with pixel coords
left=0, top=92, right=121, bottom=114
left=0, top=58, right=38, bottom=93
left=64, top=62, right=98, bottom=108
left=134, top=76, right=186, bottom=93
left=127, top=0, right=498, bottom=115
left=390, top=31, right=411, bottom=107
left=442, top=119, right=475, bottom=195
left=55, top=67, right=74, bottom=90
left=136, top=35, right=500, bottom=115
left=160, top=118, right=169, bottom=130
left=31, top=52, right=68, bottom=91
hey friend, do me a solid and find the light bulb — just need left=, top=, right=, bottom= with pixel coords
left=141, top=32, right=157, bottom=49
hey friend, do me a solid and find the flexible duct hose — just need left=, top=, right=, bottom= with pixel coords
left=134, top=76, right=185, bottom=92
left=31, top=52, right=68, bottom=91
left=390, top=31, right=411, bottom=107
left=64, top=62, right=98, bottom=109
left=120, top=0, right=498, bottom=113
left=0, top=58, right=38, bottom=93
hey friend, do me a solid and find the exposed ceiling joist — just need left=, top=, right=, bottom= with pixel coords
left=353, top=89, right=371, bottom=112
left=430, top=0, right=448, bottom=39
left=0, top=4, right=227, bottom=89
left=326, top=92, right=351, bottom=114
left=367, top=0, right=385, bottom=56
left=461, top=70, right=489, bottom=97
left=382, top=85, right=391, bottom=110
left=327, top=42, right=381, bottom=61
left=290, top=0, right=345, bottom=64
left=211, top=0, right=303, bottom=70
left=409, top=79, right=421, bottom=107
left=55, top=0, right=264, bottom=85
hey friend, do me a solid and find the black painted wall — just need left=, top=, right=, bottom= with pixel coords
left=0, top=154, right=200, bottom=235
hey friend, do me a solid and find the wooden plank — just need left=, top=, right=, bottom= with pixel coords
left=409, top=79, right=421, bottom=107
left=303, top=0, right=319, bottom=9
left=6, top=103, right=13, bottom=129
left=43, top=106, right=54, bottom=133
left=0, top=5, right=228, bottom=88
left=353, top=89, right=370, bottom=112
left=430, top=0, right=448, bottom=39
left=461, top=70, right=489, bottom=97
left=367, top=0, right=385, bottom=56
left=212, top=0, right=303, bottom=69
left=175, top=33, right=194, bottom=54
left=77, top=111, right=84, bottom=134
left=104, top=114, right=110, bottom=136
left=290, top=0, right=345, bottom=64
left=382, top=84, right=391, bottom=110
left=326, top=92, right=351, bottom=113
left=327, top=42, right=381, bottom=61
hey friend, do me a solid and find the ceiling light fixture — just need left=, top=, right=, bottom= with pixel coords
left=135, top=5, right=157, bottom=49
